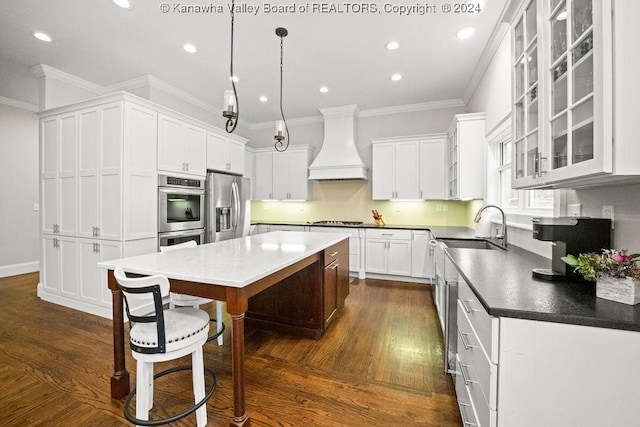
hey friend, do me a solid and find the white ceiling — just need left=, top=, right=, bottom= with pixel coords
left=0, top=0, right=509, bottom=124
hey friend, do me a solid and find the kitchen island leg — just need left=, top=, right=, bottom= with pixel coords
left=230, top=311, right=250, bottom=426
left=108, top=269, right=130, bottom=399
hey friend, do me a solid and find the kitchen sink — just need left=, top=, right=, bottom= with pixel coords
left=439, top=238, right=505, bottom=250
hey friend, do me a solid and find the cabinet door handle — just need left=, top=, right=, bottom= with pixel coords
left=96, top=227, right=100, bottom=237
left=328, top=251, right=339, bottom=257
left=330, top=262, right=339, bottom=270
left=53, top=238, right=59, bottom=248
left=459, top=298, right=478, bottom=314
left=458, top=330, right=476, bottom=350
left=459, top=363, right=477, bottom=386
left=95, top=243, right=100, bottom=253
left=459, top=403, right=478, bottom=427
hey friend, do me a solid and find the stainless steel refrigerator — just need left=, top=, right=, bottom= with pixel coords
left=205, top=172, right=251, bottom=243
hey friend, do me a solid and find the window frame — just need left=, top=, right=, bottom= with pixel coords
left=487, top=114, right=554, bottom=220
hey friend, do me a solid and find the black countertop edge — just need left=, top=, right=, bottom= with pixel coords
left=446, top=245, right=640, bottom=332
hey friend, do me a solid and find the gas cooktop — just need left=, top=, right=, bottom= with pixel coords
left=312, top=220, right=364, bottom=226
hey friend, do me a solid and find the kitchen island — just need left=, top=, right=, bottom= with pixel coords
left=98, top=231, right=351, bottom=427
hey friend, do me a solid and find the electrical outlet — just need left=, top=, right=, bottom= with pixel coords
left=602, top=205, right=614, bottom=221
left=567, top=204, right=581, bottom=217
left=442, top=204, right=448, bottom=212
left=436, top=204, right=442, bottom=212
left=33, top=203, right=39, bottom=212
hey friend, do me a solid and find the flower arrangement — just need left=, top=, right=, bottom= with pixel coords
left=561, top=249, right=640, bottom=282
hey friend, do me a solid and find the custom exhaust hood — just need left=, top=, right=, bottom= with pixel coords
left=308, top=104, right=368, bottom=180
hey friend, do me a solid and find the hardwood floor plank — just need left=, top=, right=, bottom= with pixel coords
left=0, top=272, right=461, bottom=426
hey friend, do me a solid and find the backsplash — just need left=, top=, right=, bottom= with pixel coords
left=251, top=180, right=480, bottom=227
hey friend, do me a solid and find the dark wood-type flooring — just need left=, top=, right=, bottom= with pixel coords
left=0, top=272, right=461, bottom=426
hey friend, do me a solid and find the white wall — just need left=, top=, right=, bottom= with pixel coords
left=466, top=25, right=512, bottom=134
left=0, top=104, right=40, bottom=276
left=563, top=185, right=640, bottom=251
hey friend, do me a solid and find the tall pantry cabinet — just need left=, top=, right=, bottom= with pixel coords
left=39, top=93, right=158, bottom=318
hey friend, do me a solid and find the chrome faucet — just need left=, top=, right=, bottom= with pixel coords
left=474, top=204, right=507, bottom=247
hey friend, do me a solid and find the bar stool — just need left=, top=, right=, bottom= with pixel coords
left=114, top=267, right=216, bottom=426
left=160, top=241, right=226, bottom=345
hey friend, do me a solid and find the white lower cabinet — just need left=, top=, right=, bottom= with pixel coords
left=78, top=238, right=121, bottom=306
left=365, top=229, right=412, bottom=276
left=455, top=276, right=640, bottom=427
left=42, top=234, right=79, bottom=299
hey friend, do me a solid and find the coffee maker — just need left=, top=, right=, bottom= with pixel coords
left=531, top=217, right=612, bottom=281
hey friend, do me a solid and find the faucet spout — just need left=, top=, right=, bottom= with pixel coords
left=474, top=204, right=508, bottom=247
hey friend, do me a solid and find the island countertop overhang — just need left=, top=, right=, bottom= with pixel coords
left=97, top=231, right=351, bottom=288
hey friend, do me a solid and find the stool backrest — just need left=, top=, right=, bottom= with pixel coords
left=114, top=267, right=170, bottom=354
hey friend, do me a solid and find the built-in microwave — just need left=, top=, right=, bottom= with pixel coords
left=158, top=175, right=205, bottom=233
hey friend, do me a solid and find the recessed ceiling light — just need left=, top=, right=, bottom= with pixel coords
left=183, top=43, right=197, bottom=53
left=391, top=73, right=402, bottom=81
left=33, top=32, right=52, bottom=42
left=113, top=0, right=132, bottom=8
left=259, top=96, right=268, bottom=102
left=385, top=41, right=400, bottom=51
left=319, top=86, right=329, bottom=93
left=229, top=75, right=239, bottom=82
left=456, top=26, right=476, bottom=40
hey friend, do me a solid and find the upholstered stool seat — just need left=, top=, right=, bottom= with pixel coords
left=160, top=241, right=226, bottom=345
left=129, top=307, right=210, bottom=351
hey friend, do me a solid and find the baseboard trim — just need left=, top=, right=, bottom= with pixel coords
left=0, top=261, right=39, bottom=279
left=36, top=284, right=113, bottom=319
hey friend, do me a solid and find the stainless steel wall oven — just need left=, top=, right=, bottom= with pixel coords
left=158, top=175, right=205, bottom=248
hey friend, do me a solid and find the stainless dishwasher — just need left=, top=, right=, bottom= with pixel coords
left=434, top=239, right=460, bottom=375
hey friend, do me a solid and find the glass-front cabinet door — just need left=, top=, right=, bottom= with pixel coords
left=512, top=0, right=613, bottom=189
left=512, top=0, right=540, bottom=187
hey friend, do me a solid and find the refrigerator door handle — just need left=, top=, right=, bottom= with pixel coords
left=231, top=181, right=240, bottom=233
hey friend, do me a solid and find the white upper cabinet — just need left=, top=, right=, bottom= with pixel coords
left=41, top=113, right=79, bottom=236
left=419, top=135, right=447, bottom=200
left=371, top=135, right=447, bottom=201
left=78, top=103, right=122, bottom=241
left=252, top=146, right=313, bottom=201
left=512, top=0, right=640, bottom=188
left=272, top=146, right=313, bottom=200
left=447, top=113, right=486, bottom=200
left=372, top=140, right=420, bottom=200
left=253, top=151, right=274, bottom=200
left=158, top=114, right=206, bottom=177
left=206, top=131, right=247, bottom=175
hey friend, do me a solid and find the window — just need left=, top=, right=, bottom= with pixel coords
left=488, top=116, right=554, bottom=216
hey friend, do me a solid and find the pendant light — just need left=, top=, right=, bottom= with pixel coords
left=222, top=0, right=239, bottom=133
left=274, top=27, right=290, bottom=152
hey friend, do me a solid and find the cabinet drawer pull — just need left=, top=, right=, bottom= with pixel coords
left=458, top=330, right=476, bottom=350
left=459, top=363, right=477, bottom=386
left=459, top=298, right=479, bottom=314
left=459, top=403, right=478, bottom=426
left=328, top=251, right=338, bottom=257
left=330, top=262, right=339, bottom=270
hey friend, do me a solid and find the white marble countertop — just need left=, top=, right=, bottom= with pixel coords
left=98, top=231, right=350, bottom=288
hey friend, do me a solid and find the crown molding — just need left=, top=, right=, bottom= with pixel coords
left=249, top=115, right=324, bottom=130
left=0, top=96, right=39, bottom=112
left=249, top=99, right=466, bottom=130
left=29, top=64, right=105, bottom=95
left=359, top=99, right=465, bottom=118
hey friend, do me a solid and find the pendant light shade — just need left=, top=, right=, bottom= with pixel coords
left=274, top=27, right=290, bottom=152
left=223, top=0, right=239, bottom=133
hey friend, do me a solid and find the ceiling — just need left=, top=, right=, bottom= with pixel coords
left=0, top=0, right=509, bottom=125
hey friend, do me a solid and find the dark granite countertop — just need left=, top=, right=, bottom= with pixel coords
left=252, top=221, right=477, bottom=237
left=446, top=245, right=640, bottom=332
